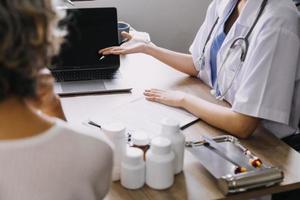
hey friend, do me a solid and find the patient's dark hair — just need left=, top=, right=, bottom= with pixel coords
left=0, top=0, right=66, bottom=101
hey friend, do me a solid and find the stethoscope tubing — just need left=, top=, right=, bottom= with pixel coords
left=200, top=0, right=268, bottom=100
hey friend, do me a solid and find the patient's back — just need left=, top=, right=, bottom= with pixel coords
left=0, top=119, right=113, bottom=200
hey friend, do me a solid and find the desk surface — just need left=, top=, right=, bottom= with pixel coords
left=61, top=54, right=300, bottom=200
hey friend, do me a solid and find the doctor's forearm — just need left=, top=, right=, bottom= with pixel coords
left=181, top=95, right=259, bottom=138
left=144, top=44, right=198, bottom=76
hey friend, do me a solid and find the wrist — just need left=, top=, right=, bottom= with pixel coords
left=142, top=42, right=156, bottom=55
left=178, top=92, right=189, bottom=108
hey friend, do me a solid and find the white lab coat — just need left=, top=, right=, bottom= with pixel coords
left=190, top=0, right=300, bottom=138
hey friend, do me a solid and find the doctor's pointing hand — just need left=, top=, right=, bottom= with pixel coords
left=100, top=0, right=300, bottom=143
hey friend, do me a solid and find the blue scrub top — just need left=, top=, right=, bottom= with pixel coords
left=209, top=2, right=237, bottom=87
left=209, top=31, right=226, bottom=86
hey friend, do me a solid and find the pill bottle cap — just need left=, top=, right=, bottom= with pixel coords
left=150, top=137, right=171, bottom=155
left=161, top=118, right=180, bottom=134
left=102, top=122, right=126, bottom=138
left=124, top=147, right=144, bottom=165
left=132, top=131, right=150, bottom=146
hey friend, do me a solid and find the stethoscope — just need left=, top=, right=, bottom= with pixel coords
left=199, top=0, right=268, bottom=100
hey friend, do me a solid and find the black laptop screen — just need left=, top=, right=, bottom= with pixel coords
left=51, top=7, right=119, bottom=70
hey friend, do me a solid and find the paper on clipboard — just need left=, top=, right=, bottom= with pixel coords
left=92, top=96, right=198, bottom=138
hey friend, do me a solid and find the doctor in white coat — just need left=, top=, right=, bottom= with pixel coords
left=100, top=0, right=300, bottom=142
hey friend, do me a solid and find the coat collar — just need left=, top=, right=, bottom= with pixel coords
left=216, top=0, right=264, bottom=29
left=216, top=0, right=266, bottom=71
left=216, top=0, right=236, bottom=22
left=237, top=0, right=265, bottom=28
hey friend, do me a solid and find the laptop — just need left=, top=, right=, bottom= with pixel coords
left=50, top=7, right=132, bottom=96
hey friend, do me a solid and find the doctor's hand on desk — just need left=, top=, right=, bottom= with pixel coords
left=25, top=69, right=66, bottom=121
left=99, top=32, right=152, bottom=56
left=144, top=88, right=259, bottom=139
left=144, top=89, right=186, bottom=108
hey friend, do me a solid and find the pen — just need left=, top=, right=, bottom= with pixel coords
left=99, top=39, right=129, bottom=61
left=88, top=120, right=102, bottom=129
left=99, top=55, right=105, bottom=61
left=180, top=118, right=200, bottom=130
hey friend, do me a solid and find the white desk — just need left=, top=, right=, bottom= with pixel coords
left=61, top=53, right=300, bottom=200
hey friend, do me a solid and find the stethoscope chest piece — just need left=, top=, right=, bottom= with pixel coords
left=210, top=89, right=224, bottom=101
left=210, top=89, right=217, bottom=96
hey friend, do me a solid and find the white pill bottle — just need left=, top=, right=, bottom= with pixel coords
left=160, top=118, right=185, bottom=174
left=102, top=122, right=127, bottom=181
left=146, top=137, right=175, bottom=190
left=121, top=147, right=145, bottom=189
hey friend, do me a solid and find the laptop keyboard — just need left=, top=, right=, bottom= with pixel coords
left=52, top=70, right=120, bottom=82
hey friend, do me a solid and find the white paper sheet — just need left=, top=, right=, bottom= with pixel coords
left=91, top=96, right=198, bottom=138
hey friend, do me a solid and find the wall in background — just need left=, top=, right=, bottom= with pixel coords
left=67, top=0, right=211, bottom=52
